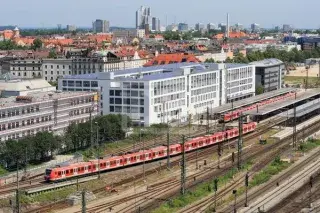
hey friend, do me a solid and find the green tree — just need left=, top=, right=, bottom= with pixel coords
left=149, top=34, right=155, bottom=38
left=31, top=38, right=42, bottom=50
left=256, top=85, right=264, bottom=95
left=48, top=49, right=57, bottom=58
left=205, top=58, right=215, bottom=63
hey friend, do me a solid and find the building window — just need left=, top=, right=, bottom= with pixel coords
left=131, top=82, right=139, bottom=89
left=115, top=90, right=122, bottom=96
left=110, top=106, right=114, bottom=112
left=131, top=99, right=139, bottom=105
left=51, top=65, right=53, bottom=69
left=76, top=81, right=82, bottom=87
left=68, top=81, right=75, bottom=87
left=139, top=83, right=144, bottom=89
left=45, top=65, right=47, bottom=69
left=115, top=106, right=122, bottom=112
left=51, top=71, right=53, bottom=75
left=109, top=90, right=114, bottom=96
left=83, top=81, right=90, bottom=87
left=91, top=81, right=98, bottom=87
left=63, top=80, right=67, bottom=86
left=110, top=98, right=114, bottom=104
left=115, top=98, right=122, bottom=104
left=57, top=65, right=60, bottom=69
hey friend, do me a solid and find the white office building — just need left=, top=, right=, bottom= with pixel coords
left=58, top=63, right=255, bottom=126
left=0, top=91, right=98, bottom=142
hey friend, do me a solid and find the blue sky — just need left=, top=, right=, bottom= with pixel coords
left=1, top=0, right=319, bottom=29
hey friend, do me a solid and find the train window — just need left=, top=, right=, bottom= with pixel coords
left=134, top=156, right=136, bottom=160
left=117, top=160, right=120, bottom=164
left=149, top=153, right=151, bottom=157
left=153, top=153, right=155, bottom=157
left=88, top=165, right=91, bottom=169
left=66, top=170, right=69, bottom=174
left=58, top=172, right=61, bottom=176
left=131, top=157, right=134, bottom=161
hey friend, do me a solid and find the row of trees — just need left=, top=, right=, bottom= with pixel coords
left=0, top=115, right=132, bottom=169
left=161, top=29, right=223, bottom=41
left=224, top=47, right=320, bottom=64
left=0, top=38, right=42, bottom=50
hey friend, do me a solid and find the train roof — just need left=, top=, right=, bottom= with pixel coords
left=150, top=146, right=167, bottom=151
left=169, top=144, right=181, bottom=148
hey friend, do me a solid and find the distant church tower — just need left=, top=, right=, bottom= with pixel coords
left=13, top=26, right=20, bottom=38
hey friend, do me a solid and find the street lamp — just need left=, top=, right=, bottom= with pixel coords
left=95, top=121, right=100, bottom=179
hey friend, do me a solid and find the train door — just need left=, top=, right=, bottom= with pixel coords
left=84, top=166, right=88, bottom=173
left=61, top=170, right=66, bottom=178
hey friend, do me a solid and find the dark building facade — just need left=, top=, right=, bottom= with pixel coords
left=250, top=59, right=285, bottom=93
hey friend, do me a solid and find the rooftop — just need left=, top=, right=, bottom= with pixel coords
left=0, top=91, right=96, bottom=109
left=0, top=79, right=54, bottom=92
left=62, top=62, right=252, bottom=81
left=245, top=89, right=320, bottom=116
left=250, top=58, right=284, bottom=67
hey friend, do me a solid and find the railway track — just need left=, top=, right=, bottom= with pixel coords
left=16, top=116, right=286, bottom=212
left=266, top=162, right=320, bottom=213
left=81, top=118, right=288, bottom=213
left=220, top=120, right=320, bottom=213
left=140, top=118, right=318, bottom=213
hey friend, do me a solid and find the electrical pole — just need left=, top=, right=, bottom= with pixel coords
left=245, top=173, right=249, bottom=207
left=218, top=143, right=222, bottom=169
left=95, top=122, right=100, bottom=179
left=16, top=162, right=20, bottom=213
left=293, top=105, right=297, bottom=148
left=206, top=107, right=210, bottom=134
left=167, top=116, right=170, bottom=170
left=233, top=189, right=237, bottom=213
left=181, top=135, right=186, bottom=195
left=214, top=178, right=219, bottom=212
left=238, top=113, right=243, bottom=170
left=309, top=176, right=313, bottom=208
left=82, top=189, right=86, bottom=213
left=90, top=109, right=93, bottom=148
left=306, top=66, right=309, bottom=91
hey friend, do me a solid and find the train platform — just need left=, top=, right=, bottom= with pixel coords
left=278, top=98, right=320, bottom=118
left=212, top=88, right=295, bottom=115
left=271, top=115, right=320, bottom=141
left=245, top=89, right=320, bottom=117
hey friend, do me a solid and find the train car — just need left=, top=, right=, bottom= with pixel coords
left=122, top=153, right=143, bottom=166
left=150, top=146, right=167, bottom=160
left=45, top=162, right=93, bottom=182
left=45, top=121, right=259, bottom=182
left=225, top=128, right=239, bottom=140
left=169, top=144, right=182, bottom=155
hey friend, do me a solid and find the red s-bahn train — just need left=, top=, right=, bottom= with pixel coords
left=221, top=92, right=296, bottom=123
left=44, top=122, right=257, bottom=182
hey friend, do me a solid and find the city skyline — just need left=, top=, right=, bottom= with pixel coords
left=1, top=0, right=320, bottom=29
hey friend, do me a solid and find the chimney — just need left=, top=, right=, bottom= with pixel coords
left=226, top=13, right=230, bottom=38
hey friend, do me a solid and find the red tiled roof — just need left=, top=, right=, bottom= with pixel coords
left=144, top=53, right=200, bottom=67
